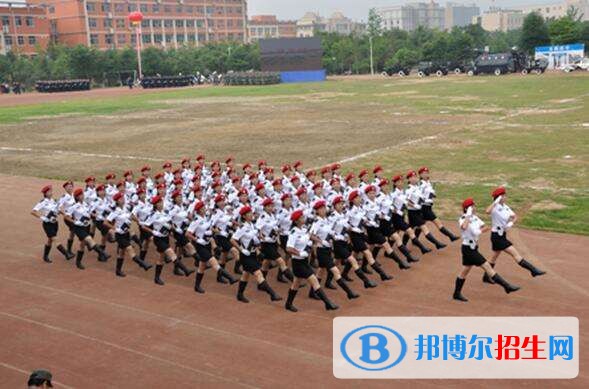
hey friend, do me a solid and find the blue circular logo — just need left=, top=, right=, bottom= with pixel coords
left=340, top=325, right=407, bottom=371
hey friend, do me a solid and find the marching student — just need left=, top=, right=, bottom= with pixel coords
left=91, top=184, right=114, bottom=251
left=168, top=190, right=197, bottom=277
left=310, top=200, right=359, bottom=300
left=453, top=198, right=520, bottom=302
left=210, top=194, right=240, bottom=280
left=31, top=185, right=73, bottom=262
left=285, top=209, right=338, bottom=312
left=418, top=167, right=459, bottom=242
left=104, top=192, right=152, bottom=277
left=64, top=188, right=111, bottom=269
left=391, top=175, right=430, bottom=254
left=483, top=187, right=545, bottom=282
left=132, top=188, right=153, bottom=263
left=140, top=165, right=154, bottom=195
left=104, top=173, right=118, bottom=200
left=58, top=180, right=76, bottom=257
left=405, top=170, right=447, bottom=250
left=83, top=176, right=97, bottom=206
left=143, top=195, right=193, bottom=285
left=186, top=200, right=237, bottom=293
left=231, top=206, right=283, bottom=303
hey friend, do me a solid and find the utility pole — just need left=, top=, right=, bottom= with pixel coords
left=369, top=36, right=374, bottom=75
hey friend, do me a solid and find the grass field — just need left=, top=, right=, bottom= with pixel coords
left=1, top=72, right=588, bottom=234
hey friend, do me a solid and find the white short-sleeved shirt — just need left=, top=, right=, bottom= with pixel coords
left=33, top=198, right=59, bottom=223
left=107, top=207, right=132, bottom=234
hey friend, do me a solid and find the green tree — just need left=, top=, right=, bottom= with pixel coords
left=367, top=8, right=382, bottom=37
left=520, top=12, right=550, bottom=53
left=385, top=47, right=420, bottom=69
left=549, top=16, right=581, bottom=44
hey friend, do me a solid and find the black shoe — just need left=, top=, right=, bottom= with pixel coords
left=341, top=262, right=354, bottom=281
left=57, top=244, right=74, bottom=260
left=75, top=251, right=85, bottom=270
left=492, top=274, right=520, bottom=294
left=174, top=264, right=186, bottom=276
left=453, top=277, right=468, bottom=302
left=355, top=269, right=377, bottom=288
left=277, top=269, right=289, bottom=283
left=482, top=272, right=495, bottom=284
left=412, top=238, right=432, bottom=254
left=308, top=287, right=321, bottom=300
left=133, top=256, right=152, bottom=271
left=259, top=280, right=282, bottom=301
left=285, top=289, right=299, bottom=312
left=399, top=245, right=419, bottom=262
left=325, top=272, right=337, bottom=289
left=440, top=226, right=459, bottom=242
left=361, top=261, right=373, bottom=274
left=219, top=268, right=238, bottom=284
left=194, top=272, right=205, bottom=293
left=372, top=262, right=393, bottom=281
left=316, top=288, right=339, bottom=311
left=237, top=281, right=249, bottom=303
left=233, top=261, right=243, bottom=275
left=519, top=259, right=546, bottom=277
left=154, top=264, right=164, bottom=285
left=337, top=279, right=360, bottom=300
left=426, top=233, right=446, bottom=250
left=385, top=250, right=411, bottom=270
left=216, top=270, right=228, bottom=284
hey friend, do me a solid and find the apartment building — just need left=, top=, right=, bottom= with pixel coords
left=377, top=1, right=445, bottom=32
left=295, top=11, right=363, bottom=37
left=445, top=2, right=479, bottom=29
left=0, top=1, right=50, bottom=54
left=516, top=0, right=589, bottom=21
left=247, top=14, right=296, bottom=42
left=473, top=7, right=524, bottom=32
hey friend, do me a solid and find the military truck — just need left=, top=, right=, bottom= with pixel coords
left=468, top=50, right=528, bottom=76
left=382, top=64, right=412, bottom=77
left=416, top=62, right=449, bottom=77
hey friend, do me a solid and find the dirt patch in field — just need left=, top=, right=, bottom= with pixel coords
left=374, top=90, right=419, bottom=97
left=514, top=106, right=582, bottom=115
left=530, top=200, right=567, bottom=211
left=448, top=96, right=480, bottom=102
left=548, top=98, right=579, bottom=104
left=522, top=177, right=555, bottom=191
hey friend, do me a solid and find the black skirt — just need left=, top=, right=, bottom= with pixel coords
left=154, top=235, right=170, bottom=253
left=491, top=232, right=513, bottom=251
left=366, top=226, right=386, bottom=245
left=72, top=224, right=90, bottom=240
left=116, top=232, right=132, bottom=250
left=408, top=209, right=425, bottom=228
left=349, top=231, right=368, bottom=252
left=139, top=226, right=152, bottom=242
left=392, top=213, right=410, bottom=232
left=316, top=247, right=335, bottom=269
left=195, top=242, right=213, bottom=262
left=333, top=240, right=351, bottom=260
left=292, top=258, right=315, bottom=279
left=173, top=230, right=189, bottom=247
left=42, top=221, right=58, bottom=238
left=94, top=220, right=110, bottom=236
left=260, top=242, right=280, bottom=260
left=279, top=235, right=288, bottom=251
left=461, top=245, right=486, bottom=267
left=239, top=252, right=261, bottom=274
left=379, top=218, right=393, bottom=237
left=214, top=235, right=233, bottom=252
left=422, top=205, right=437, bottom=221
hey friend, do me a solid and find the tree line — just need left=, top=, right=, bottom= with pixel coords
left=0, top=11, right=587, bottom=87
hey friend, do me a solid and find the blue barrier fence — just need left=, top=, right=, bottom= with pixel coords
left=280, top=70, right=326, bottom=83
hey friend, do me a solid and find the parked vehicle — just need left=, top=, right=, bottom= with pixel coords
left=469, top=50, right=528, bottom=76
left=416, top=62, right=449, bottom=77
left=382, top=64, right=412, bottom=77
left=560, top=57, right=589, bottom=73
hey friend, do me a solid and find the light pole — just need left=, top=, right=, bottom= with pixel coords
left=369, top=35, right=374, bottom=76
left=128, top=11, right=144, bottom=81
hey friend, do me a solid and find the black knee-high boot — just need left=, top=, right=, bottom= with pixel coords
left=257, top=270, right=269, bottom=290
left=440, top=226, right=459, bottom=241
left=237, top=280, right=249, bottom=303
left=153, top=264, right=164, bottom=285
left=361, top=259, right=373, bottom=274
left=216, top=263, right=228, bottom=284
left=412, top=237, right=432, bottom=254
left=371, top=261, right=393, bottom=280
left=341, top=261, right=354, bottom=281
left=91, top=244, right=110, bottom=262
left=308, top=284, right=321, bottom=300
left=336, top=278, right=359, bottom=299
left=217, top=267, right=237, bottom=284
left=57, top=244, right=74, bottom=260
left=325, top=271, right=336, bottom=289
left=133, top=255, right=152, bottom=271
left=398, top=244, right=418, bottom=262
left=355, top=268, right=377, bottom=288
left=285, top=289, right=298, bottom=312
left=116, top=257, right=126, bottom=277
left=384, top=249, right=411, bottom=269
left=233, top=260, right=242, bottom=275
left=315, top=288, right=339, bottom=310
left=258, top=280, right=282, bottom=301
left=483, top=263, right=495, bottom=284
left=425, top=233, right=446, bottom=249
left=67, top=238, right=74, bottom=256
left=371, top=246, right=381, bottom=260
left=402, top=233, right=410, bottom=246
left=453, top=277, right=468, bottom=302
left=139, top=249, right=147, bottom=261
left=176, top=258, right=195, bottom=277
left=194, top=272, right=205, bottom=293
left=415, top=227, right=422, bottom=239
left=75, top=250, right=85, bottom=270
left=492, top=274, right=520, bottom=293
left=43, top=245, right=52, bottom=263
left=518, top=259, right=546, bottom=277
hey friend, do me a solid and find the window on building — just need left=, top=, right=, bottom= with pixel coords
left=128, top=4, right=137, bottom=12
left=101, top=3, right=111, bottom=12
left=2, top=16, right=10, bottom=26
left=186, top=20, right=194, bottom=27
left=140, top=4, right=148, bottom=13
left=86, top=3, right=96, bottom=12
left=186, top=6, right=193, bottom=13
left=164, top=6, right=171, bottom=13
left=196, top=7, right=204, bottom=14
left=88, top=18, right=97, bottom=28
left=26, top=17, right=34, bottom=27
left=17, top=36, right=24, bottom=45
left=227, top=19, right=233, bottom=27
left=152, top=19, right=162, bottom=28
left=177, top=34, right=185, bottom=43
left=153, top=4, right=160, bottom=13
left=115, top=4, right=124, bottom=12
left=15, top=16, right=22, bottom=26
left=49, top=6, right=55, bottom=13
left=165, top=34, right=173, bottom=42
left=90, top=34, right=99, bottom=45
left=164, top=20, right=173, bottom=27
left=196, top=19, right=204, bottom=28
left=28, top=36, right=36, bottom=45
left=197, top=33, right=205, bottom=41
left=4, top=36, right=13, bottom=45
left=142, top=34, right=152, bottom=43
left=117, top=34, right=126, bottom=44
left=176, top=5, right=182, bottom=13
left=104, top=19, right=113, bottom=28
left=154, top=33, right=163, bottom=43
left=105, top=34, right=113, bottom=44
left=206, top=6, right=213, bottom=14
left=175, top=20, right=184, bottom=27
left=116, top=19, right=125, bottom=28
left=130, top=34, right=136, bottom=44
left=141, top=19, right=150, bottom=28
left=188, top=34, right=196, bottom=42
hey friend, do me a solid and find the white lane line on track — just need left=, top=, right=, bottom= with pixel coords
left=0, top=311, right=258, bottom=389
left=0, top=362, right=74, bottom=389
left=2, top=276, right=331, bottom=363
left=0, top=146, right=168, bottom=162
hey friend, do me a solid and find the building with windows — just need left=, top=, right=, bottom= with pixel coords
left=247, top=14, right=295, bottom=42
left=27, top=0, right=247, bottom=50
left=295, top=11, right=363, bottom=38
left=516, top=0, right=589, bottom=21
left=445, top=2, right=479, bottom=29
left=473, top=7, right=524, bottom=32
left=377, top=1, right=445, bottom=31
left=0, top=1, right=49, bottom=55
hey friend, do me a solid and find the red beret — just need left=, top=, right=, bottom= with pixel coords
left=136, top=188, right=145, bottom=195
left=364, top=185, right=376, bottom=194
left=242, top=163, right=252, bottom=170
left=262, top=197, right=274, bottom=207
left=239, top=205, right=252, bottom=216
left=154, top=172, right=164, bottom=180
left=96, top=184, right=105, bottom=192
left=173, top=168, right=181, bottom=175
left=345, top=173, right=355, bottom=182
left=156, top=183, right=166, bottom=190
left=84, top=176, right=95, bottom=183
left=141, top=165, right=151, bottom=172
left=462, top=197, right=475, bottom=210
left=214, top=194, right=225, bottom=203
left=313, top=199, right=327, bottom=210
left=151, top=195, right=163, bottom=205
left=73, top=188, right=84, bottom=198
left=193, top=201, right=205, bottom=211
left=193, top=185, right=202, bottom=193
left=41, top=185, right=52, bottom=194
left=211, top=160, right=220, bottom=167
left=173, top=178, right=183, bottom=186
left=293, top=160, right=302, bottom=168
left=281, top=193, right=291, bottom=201
left=212, top=180, right=222, bottom=188
left=348, top=190, right=360, bottom=202
left=225, top=156, right=234, bottom=164
left=123, top=170, right=133, bottom=177
left=295, top=187, right=306, bottom=197
left=290, top=175, right=300, bottom=183
left=406, top=170, right=417, bottom=179
left=373, top=165, right=383, bottom=174
left=163, top=162, right=172, bottom=168
left=239, top=188, right=248, bottom=196
left=181, top=157, right=190, bottom=164
left=492, top=187, right=506, bottom=199
left=255, top=183, right=265, bottom=192
left=105, top=173, right=116, bottom=180
left=331, top=163, right=341, bottom=171
left=332, top=195, right=344, bottom=206
left=171, top=189, right=182, bottom=199
left=211, top=171, right=220, bottom=178
left=272, top=178, right=282, bottom=187
left=312, top=182, right=323, bottom=190
left=358, top=169, right=368, bottom=178
left=249, top=173, right=257, bottom=180
left=290, top=209, right=304, bottom=222
left=136, top=177, right=146, bottom=185
left=378, top=179, right=389, bottom=187
left=264, top=167, right=274, bottom=174
left=320, top=166, right=331, bottom=174
left=418, top=166, right=429, bottom=175
left=257, top=159, right=266, bottom=167
left=306, top=170, right=316, bottom=177
left=281, top=164, right=291, bottom=173
left=231, top=176, right=241, bottom=183
left=196, top=154, right=205, bottom=161
left=330, top=178, right=340, bottom=186
left=62, top=180, right=73, bottom=188
left=392, top=175, right=402, bottom=183
left=116, top=181, right=125, bottom=188
left=113, top=192, right=125, bottom=202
